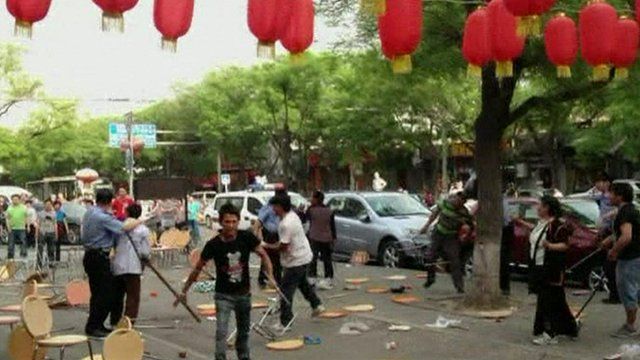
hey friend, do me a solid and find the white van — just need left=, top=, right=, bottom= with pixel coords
left=203, top=190, right=308, bottom=230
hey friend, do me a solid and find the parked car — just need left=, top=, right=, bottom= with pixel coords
left=191, top=191, right=217, bottom=206
left=325, top=192, right=431, bottom=268
left=569, top=179, right=640, bottom=203
left=507, top=197, right=602, bottom=286
left=60, top=201, right=87, bottom=245
left=203, top=190, right=308, bottom=231
left=513, top=188, right=564, bottom=198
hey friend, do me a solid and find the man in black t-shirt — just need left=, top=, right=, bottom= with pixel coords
left=603, top=183, right=640, bottom=338
left=179, top=204, right=274, bottom=360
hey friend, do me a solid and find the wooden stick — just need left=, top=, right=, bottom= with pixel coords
left=125, top=233, right=202, bottom=323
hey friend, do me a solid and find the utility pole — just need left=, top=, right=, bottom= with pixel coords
left=125, top=112, right=135, bottom=198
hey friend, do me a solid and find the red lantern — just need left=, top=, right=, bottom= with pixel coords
left=488, top=0, right=525, bottom=78
left=92, top=0, right=139, bottom=32
left=378, top=0, right=423, bottom=74
left=6, top=0, right=52, bottom=38
left=462, top=7, right=491, bottom=77
left=154, top=0, right=195, bottom=52
left=248, top=0, right=279, bottom=59
left=611, top=17, right=639, bottom=79
left=120, top=137, right=145, bottom=155
left=579, top=1, right=617, bottom=81
left=544, top=13, right=578, bottom=78
left=75, top=168, right=100, bottom=184
left=504, top=0, right=555, bottom=37
left=280, top=0, right=314, bottom=63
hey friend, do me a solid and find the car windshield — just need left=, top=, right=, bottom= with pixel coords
left=255, top=193, right=307, bottom=208
left=560, top=199, right=599, bottom=227
left=364, top=194, right=429, bottom=217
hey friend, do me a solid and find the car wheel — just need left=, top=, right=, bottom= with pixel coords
left=67, top=229, right=79, bottom=245
left=379, top=240, right=401, bottom=268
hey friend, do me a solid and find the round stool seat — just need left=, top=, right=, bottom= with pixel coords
left=81, top=355, right=104, bottom=360
left=0, top=315, right=20, bottom=325
left=38, top=334, right=88, bottom=347
left=0, top=304, right=21, bottom=312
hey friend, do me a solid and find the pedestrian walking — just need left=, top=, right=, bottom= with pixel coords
left=601, top=183, right=640, bottom=338
left=82, top=189, right=141, bottom=338
left=25, top=200, right=37, bottom=248
left=306, top=190, right=336, bottom=290
left=112, top=187, right=135, bottom=222
left=592, top=173, right=620, bottom=304
left=111, top=203, right=150, bottom=325
left=179, top=203, right=274, bottom=360
left=187, top=195, right=202, bottom=247
left=419, top=191, right=473, bottom=293
left=54, top=201, right=69, bottom=262
left=37, top=199, right=58, bottom=269
left=515, top=196, right=578, bottom=345
left=270, top=194, right=325, bottom=333
left=6, top=194, right=28, bottom=259
left=255, top=188, right=285, bottom=288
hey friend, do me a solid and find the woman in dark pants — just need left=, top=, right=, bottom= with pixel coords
left=514, top=196, right=578, bottom=345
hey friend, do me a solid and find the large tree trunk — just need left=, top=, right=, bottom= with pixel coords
left=466, top=64, right=519, bottom=309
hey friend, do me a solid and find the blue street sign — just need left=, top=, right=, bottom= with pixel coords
left=108, top=123, right=157, bottom=148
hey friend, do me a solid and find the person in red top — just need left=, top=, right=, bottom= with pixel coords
left=112, top=188, right=134, bottom=221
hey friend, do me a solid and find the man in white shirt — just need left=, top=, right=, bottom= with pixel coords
left=270, top=194, right=324, bottom=332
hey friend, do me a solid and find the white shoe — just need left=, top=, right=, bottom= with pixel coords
left=271, top=323, right=289, bottom=334
left=317, top=279, right=334, bottom=290
left=308, top=277, right=317, bottom=286
left=312, top=305, right=326, bottom=317
left=532, top=333, right=558, bottom=346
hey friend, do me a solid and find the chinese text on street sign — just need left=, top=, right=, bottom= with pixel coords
left=108, top=123, right=157, bottom=148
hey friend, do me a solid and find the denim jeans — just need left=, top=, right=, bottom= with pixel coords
left=188, top=220, right=200, bottom=247
left=616, top=257, right=640, bottom=310
left=8, top=229, right=27, bottom=259
left=280, top=264, right=322, bottom=326
left=215, top=293, right=251, bottom=360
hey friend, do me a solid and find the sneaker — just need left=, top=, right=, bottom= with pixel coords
left=308, top=277, right=318, bottom=286
left=312, top=305, right=326, bottom=317
left=317, top=279, right=334, bottom=290
left=532, top=333, right=558, bottom=346
left=85, top=328, right=110, bottom=338
left=271, top=323, right=289, bottom=334
left=423, top=278, right=435, bottom=289
left=611, top=324, right=638, bottom=338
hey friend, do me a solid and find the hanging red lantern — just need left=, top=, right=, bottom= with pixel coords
left=280, top=0, right=314, bottom=63
left=579, top=0, right=617, bottom=81
left=462, top=7, right=491, bottom=77
left=248, top=0, right=279, bottom=59
left=611, top=17, right=639, bottom=79
left=6, top=0, right=52, bottom=38
left=154, top=0, right=195, bottom=52
left=504, top=0, right=555, bottom=37
left=378, top=0, right=423, bottom=74
left=544, top=13, right=578, bottom=78
left=75, top=168, right=100, bottom=184
left=92, top=0, right=139, bottom=32
left=488, top=0, right=525, bottom=78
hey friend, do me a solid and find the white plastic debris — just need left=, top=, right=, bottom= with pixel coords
left=426, top=315, right=462, bottom=329
left=339, top=322, right=371, bottom=335
left=620, top=344, right=640, bottom=359
left=388, top=325, right=412, bottom=332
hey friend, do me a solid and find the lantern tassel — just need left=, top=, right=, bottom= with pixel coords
left=614, top=67, right=629, bottom=80
left=102, top=12, right=125, bottom=33
left=592, top=64, right=610, bottom=82
left=516, top=17, right=529, bottom=37
left=290, top=52, right=307, bottom=65
left=161, top=37, right=178, bottom=53
left=495, top=61, right=514, bottom=78
left=556, top=66, right=572, bottom=78
left=359, top=0, right=386, bottom=15
left=391, top=55, right=412, bottom=74
left=528, top=16, right=541, bottom=37
left=257, top=41, right=276, bottom=59
left=467, top=64, right=482, bottom=78
left=14, top=20, right=33, bottom=39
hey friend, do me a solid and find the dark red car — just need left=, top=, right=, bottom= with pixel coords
left=507, top=197, right=602, bottom=286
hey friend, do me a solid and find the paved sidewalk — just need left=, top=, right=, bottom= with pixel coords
left=0, top=253, right=634, bottom=359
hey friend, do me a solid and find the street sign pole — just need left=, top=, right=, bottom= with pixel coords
left=125, top=112, right=135, bottom=199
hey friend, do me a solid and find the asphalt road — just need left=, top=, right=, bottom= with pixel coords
left=0, top=242, right=634, bottom=360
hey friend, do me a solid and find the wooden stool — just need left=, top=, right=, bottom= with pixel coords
left=21, top=295, right=95, bottom=360
left=8, top=324, right=48, bottom=360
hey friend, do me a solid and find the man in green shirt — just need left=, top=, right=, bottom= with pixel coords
left=420, top=191, right=473, bottom=293
left=187, top=196, right=202, bottom=247
left=6, top=194, right=28, bottom=259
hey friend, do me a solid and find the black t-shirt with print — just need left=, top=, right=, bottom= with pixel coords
left=614, top=203, right=640, bottom=260
left=200, top=230, right=260, bottom=296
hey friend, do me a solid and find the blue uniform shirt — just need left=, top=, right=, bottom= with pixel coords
left=82, top=206, right=124, bottom=249
left=258, top=204, right=279, bottom=233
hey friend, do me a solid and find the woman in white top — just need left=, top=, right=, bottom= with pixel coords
left=514, top=196, right=577, bottom=346
left=111, top=203, right=151, bottom=325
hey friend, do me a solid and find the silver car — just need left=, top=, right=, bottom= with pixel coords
left=325, top=192, right=431, bottom=268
